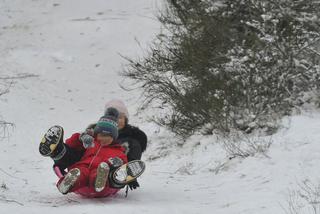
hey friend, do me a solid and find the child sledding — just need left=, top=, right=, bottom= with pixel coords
left=39, top=104, right=146, bottom=198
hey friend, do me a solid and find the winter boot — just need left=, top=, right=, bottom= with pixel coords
left=112, top=160, right=145, bottom=185
left=94, top=162, right=110, bottom=192
left=39, top=125, right=65, bottom=158
left=57, top=168, right=80, bottom=194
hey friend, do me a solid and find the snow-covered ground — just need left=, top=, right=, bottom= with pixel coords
left=1, top=1, right=320, bottom=213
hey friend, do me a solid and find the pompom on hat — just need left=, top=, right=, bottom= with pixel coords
left=104, top=99, right=129, bottom=120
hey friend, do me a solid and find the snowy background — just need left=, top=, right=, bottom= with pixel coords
left=1, top=0, right=320, bottom=213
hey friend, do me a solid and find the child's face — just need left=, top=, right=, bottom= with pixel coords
left=97, top=134, right=113, bottom=146
left=118, top=114, right=126, bottom=130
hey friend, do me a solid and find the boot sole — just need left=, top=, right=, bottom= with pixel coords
left=113, top=160, right=145, bottom=185
left=94, top=162, right=110, bottom=192
left=39, top=126, right=63, bottom=156
left=58, top=168, right=80, bottom=194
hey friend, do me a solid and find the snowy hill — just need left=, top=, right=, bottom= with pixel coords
left=1, top=1, right=320, bottom=213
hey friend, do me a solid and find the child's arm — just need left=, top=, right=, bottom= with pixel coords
left=105, top=150, right=128, bottom=169
left=65, top=133, right=86, bottom=153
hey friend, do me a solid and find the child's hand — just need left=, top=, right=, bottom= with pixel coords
left=79, top=133, right=94, bottom=148
left=128, top=180, right=140, bottom=190
left=108, top=157, right=123, bottom=169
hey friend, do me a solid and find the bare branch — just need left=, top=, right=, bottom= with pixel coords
left=0, top=195, right=24, bottom=206
left=0, top=73, right=39, bottom=80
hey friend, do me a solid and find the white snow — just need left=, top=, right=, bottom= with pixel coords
left=1, top=0, right=320, bottom=213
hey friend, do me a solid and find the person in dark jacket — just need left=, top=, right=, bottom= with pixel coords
left=39, top=100, right=147, bottom=190
left=86, top=99, right=147, bottom=161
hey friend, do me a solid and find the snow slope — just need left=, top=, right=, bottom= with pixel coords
left=1, top=1, right=320, bottom=213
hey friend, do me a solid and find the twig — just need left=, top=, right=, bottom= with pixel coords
left=0, top=168, right=28, bottom=185
left=0, top=121, right=15, bottom=140
left=0, top=196, right=24, bottom=206
left=0, top=121, right=14, bottom=127
left=0, top=73, right=39, bottom=80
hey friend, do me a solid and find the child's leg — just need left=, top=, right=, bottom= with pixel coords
left=57, top=168, right=81, bottom=194
left=56, top=166, right=89, bottom=194
left=89, top=162, right=110, bottom=192
left=69, top=167, right=90, bottom=192
left=53, top=144, right=83, bottom=172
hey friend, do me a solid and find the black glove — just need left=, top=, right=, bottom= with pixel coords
left=128, top=180, right=140, bottom=190
left=108, top=157, right=123, bottom=169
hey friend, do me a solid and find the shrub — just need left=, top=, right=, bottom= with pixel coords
left=123, top=0, right=320, bottom=138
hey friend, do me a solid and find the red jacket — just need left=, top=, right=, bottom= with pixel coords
left=65, top=133, right=128, bottom=170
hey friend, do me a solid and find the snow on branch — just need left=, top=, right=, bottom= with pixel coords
left=0, top=73, right=39, bottom=80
